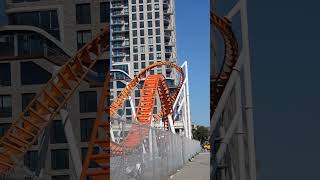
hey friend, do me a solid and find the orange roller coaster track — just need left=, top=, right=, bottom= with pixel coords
left=210, top=12, right=239, bottom=112
left=0, top=26, right=109, bottom=175
left=81, top=62, right=184, bottom=179
left=0, top=21, right=184, bottom=179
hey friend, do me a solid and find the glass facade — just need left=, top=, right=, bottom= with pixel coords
left=20, top=61, right=52, bottom=85
left=9, top=10, right=60, bottom=39
left=76, top=4, right=91, bottom=24
left=80, top=118, right=94, bottom=142
left=51, top=149, right=69, bottom=170
left=50, top=120, right=67, bottom=144
left=0, top=63, right=11, bottom=86
left=79, top=91, right=97, bottom=113
left=0, top=95, right=12, bottom=118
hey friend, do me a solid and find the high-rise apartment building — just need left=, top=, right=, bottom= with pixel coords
left=110, top=0, right=178, bottom=123
left=0, top=0, right=110, bottom=179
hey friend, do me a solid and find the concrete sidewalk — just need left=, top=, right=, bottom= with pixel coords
left=170, top=152, right=210, bottom=180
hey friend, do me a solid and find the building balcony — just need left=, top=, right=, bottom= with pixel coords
left=112, top=45, right=130, bottom=49
left=112, top=11, right=129, bottom=17
left=165, top=41, right=174, bottom=47
left=111, top=21, right=126, bottom=26
left=112, top=36, right=125, bottom=41
left=112, top=53, right=128, bottom=57
left=112, top=28, right=129, bottom=33
left=111, top=3, right=128, bottom=9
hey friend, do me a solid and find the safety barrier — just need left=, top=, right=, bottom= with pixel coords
left=110, top=119, right=201, bottom=180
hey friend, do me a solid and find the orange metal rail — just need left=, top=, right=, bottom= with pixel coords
left=210, top=12, right=239, bottom=111
left=81, top=62, right=185, bottom=180
left=0, top=26, right=109, bottom=174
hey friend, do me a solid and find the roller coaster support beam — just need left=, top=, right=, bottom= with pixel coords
left=52, top=66, right=82, bottom=179
left=171, top=61, right=191, bottom=138
left=59, top=109, right=82, bottom=179
left=235, top=75, right=247, bottom=180
left=184, top=62, right=192, bottom=139
left=210, top=52, right=243, bottom=132
left=240, top=0, right=257, bottom=179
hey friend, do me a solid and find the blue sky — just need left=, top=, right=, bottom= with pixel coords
left=175, top=0, right=210, bottom=126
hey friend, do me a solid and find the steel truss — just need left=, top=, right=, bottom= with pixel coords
left=211, top=0, right=257, bottom=180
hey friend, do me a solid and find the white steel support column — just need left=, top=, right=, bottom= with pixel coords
left=235, top=77, right=246, bottom=180
left=184, top=62, right=192, bottom=139
left=60, top=110, right=82, bottom=179
left=240, top=0, right=257, bottom=179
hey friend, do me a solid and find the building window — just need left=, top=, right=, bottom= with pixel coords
left=155, top=20, right=160, bottom=27
left=132, top=22, right=137, bottom=29
left=79, top=91, right=97, bottom=113
left=133, top=38, right=138, bottom=45
left=132, top=0, right=136, bottom=4
left=133, top=30, right=137, bottom=36
left=139, top=13, right=144, bottom=20
left=24, top=151, right=38, bottom=171
left=147, top=4, right=152, bottom=11
left=156, top=36, right=161, bottom=43
left=140, top=38, right=145, bottom=44
left=81, top=147, right=99, bottom=168
left=100, top=2, right=110, bottom=23
left=80, top=118, right=94, bottom=142
left=141, top=54, right=145, bottom=60
left=148, top=21, right=152, bottom=27
left=117, top=81, right=126, bottom=88
left=76, top=4, right=91, bottom=24
left=22, top=93, right=36, bottom=116
left=132, top=14, right=137, bottom=21
left=0, top=95, right=12, bottom=118
left=156, top=45, right=161, bottom=51
left=140, top=46, right=145, bottom=53
left=140, top=30, right=144, bottom=36
left=154, top=4, right=159, bottom=10
left=147, top=12, right=152, bottom=19
left=77, top=30, right=92, bottom=50
left=52, top=175, right=69, bottom=180
left=0, top=63, right=11, bottom=86
left=20, top=61, right=51, bottom=85
left=148, top=29, right=153, bottom=35
left=155, top=12, right=160, bottom=19
left=93, top=60, right=107, bottom=81
left=149, top=45, right=154, bottom=51
left=51, top=120, right=67, bottom=144
left=141, top=62, right=146, bottom=68
left=133, top=46, right=138, bottom=53
left=9, top=10, right=60, bottom=39
left=0, top=123, right=11, bottom=137
left=132, top=6, right=136, bottom=12
left=134, top=54, right=138, bottom=61
left=156, top=28, right=160, bottom=35
left=139, top=22, right=144, bottom=28
left=51, top=149, right=69, bottom=170
left=149, top=53, right=154, bottom=60
left=134, top=62, right=139, bottom=69
left=148, top=37, right=153, bottom=44
left=139, top=5, right=143, bottom=11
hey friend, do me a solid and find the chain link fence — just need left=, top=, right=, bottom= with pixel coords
left=111, top=119, right=201, bottom=180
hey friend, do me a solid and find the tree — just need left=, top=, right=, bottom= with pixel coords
left=192, top=126, right=209, bottom=144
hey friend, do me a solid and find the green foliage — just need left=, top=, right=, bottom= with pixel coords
left=192, top=126, right=209, bottom=144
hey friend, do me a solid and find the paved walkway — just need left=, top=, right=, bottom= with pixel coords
left=170, top=152, right=210, bottom=180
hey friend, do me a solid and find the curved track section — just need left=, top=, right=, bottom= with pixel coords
left=210, top=12, right=239, bottom=110
left=81, top=62, right=184, bottom=180
left=0, top=27, right=109, bottom=174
